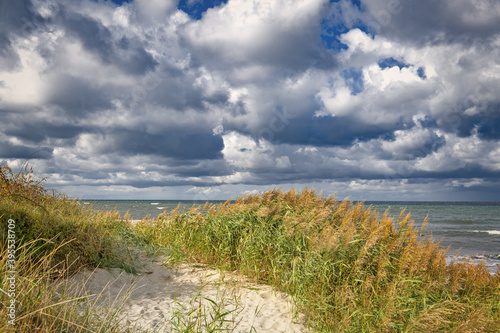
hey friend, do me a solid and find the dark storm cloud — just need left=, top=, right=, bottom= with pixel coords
left=147, top=78, right=206, bottom=111
left=248, top=111, right=397, bottom=148
left=120, top=61, right=230, bottom=112
left=58, top=8, right=158, bottom=75
left=123, top=179, right=206, bottom=188
left=434, top=80, right=500, bottom=138
left=4, top=121, right=87, bottom=143
left=362, top=0, right=500, bottom=46
left=100, top=129, right=224, bottom=160
left=60, top=9, right=114, bottom=58
left=156, top=159, right=235, bottom=179
left=46, top=74, right=113, bottom=115
left=299, top=115, right=399, bottom=147
left=0, top=0, right=42, bottom=70
left=119, top=45, right=159, bottom=76
left=412, top=164, right=500, bottom=180
left=0, top=35, right=21, bottom=71
left=477, top=114, right=500, bottom=140
left=0, top=141, right=52, bottom=159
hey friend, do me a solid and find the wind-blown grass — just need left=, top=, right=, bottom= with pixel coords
left=136, top=188, right=500, bottom=332
left=0, top=165, right=249, bottom=332
left=0, top=165, right=145, bottom=274
left=2, top=165, right=499, bottom=332
left=0, top=165, right=145, bottom=331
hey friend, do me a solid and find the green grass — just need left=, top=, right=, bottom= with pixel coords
left=2, top=165, right=500, bottom=332
left=167, top=282, right=245, bottom=332
left=0, top=164, right=148, bottom=331
left=0, top=165, right=249, bottom=332
left=136, top=188, right=500, bottom=332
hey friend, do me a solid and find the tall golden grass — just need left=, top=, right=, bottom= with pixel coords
left=1, top=165, right=250, bottom=332
left=2, top=165, right=499, bottom=332
left=137, top=188, right=500, bottom=332
left=0, top=165, right=145, bottom=331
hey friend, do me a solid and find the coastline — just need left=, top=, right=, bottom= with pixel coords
left=95, top=199, right=500, bottom=275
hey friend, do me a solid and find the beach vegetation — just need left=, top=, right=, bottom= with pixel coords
left=0, top=165, right=249, bottom=332
left=137, top=188, right=500, bottom=332
left=0, top=165, right=144, bottom=331
left=1, top=165, right=500, bottom=332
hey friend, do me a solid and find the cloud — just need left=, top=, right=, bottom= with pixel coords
left=58, top=6, right=158, bottom=75
left=0, top=0, right=499, bottom=200
left=46, top=74, right=113, bottom=115
left=361, top=0, right=500, bottom=46
left=0, top=139, right=52, bottom=160
left=0, top=0, right=41, bottom=70
left=98, top=130, right=224, bottom=160
left=4, top=119, right=88, bottom=143
left=134, top=0, right=179, bottom=24
left=181, top=0, right=336, bottom=72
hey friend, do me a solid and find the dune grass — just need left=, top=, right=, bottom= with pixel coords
left=0, top=165, right=148, bottom=331
left=0, top=165, right=248, bottom=332
left=136, top=188, right=500, bottom=332
left=2, top=165, right=500, bottom=332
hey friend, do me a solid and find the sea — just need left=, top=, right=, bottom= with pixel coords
left=85, top=200, right=500, bottom=274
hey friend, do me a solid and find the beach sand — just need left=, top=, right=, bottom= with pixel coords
left=62, top=254, right=310, bottom=332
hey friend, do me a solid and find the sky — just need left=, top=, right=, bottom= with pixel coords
left=0, top=0, right=499, bottom=201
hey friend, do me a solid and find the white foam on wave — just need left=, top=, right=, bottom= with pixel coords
left=151, top=203, right=159, bottom=205
left=157, top=207, right=166, bottom=210
left=472, top=230, right=500, bottom=235
left=446, top=254, right=499, bottom=275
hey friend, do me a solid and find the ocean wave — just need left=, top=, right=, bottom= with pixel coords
left=447, top=254, right=500, bottom=274
left=472, top=230, right=500, bottom=235
left=151, top=203, right=159, bottom=205
left=476, top=255, right=500, bottom=260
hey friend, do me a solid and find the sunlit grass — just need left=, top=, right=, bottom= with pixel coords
left=2, top=164, right=500, bottom=332
left=0, top=165, right=252, bottom=332
left=136, top=188, right=500, bottom=332
left=0, top=165, right=145, bottom=331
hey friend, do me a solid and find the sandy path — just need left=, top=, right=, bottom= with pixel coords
left=63, top=254, right=310, bottom=332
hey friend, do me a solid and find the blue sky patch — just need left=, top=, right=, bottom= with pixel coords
left=178, top=0, right=228, bottom=20
left=342, top=67, right=364, bottom=95
left=349, top=0, right=362, bottom=10
left=110, top=0, right=130, bottom=5
left=321, top=22, right=349, bottom=51
left=321, top=1, right=374, bottom=52
left=321, top=21, right=372, bottom=52
left=417, top=66, right=427, bottom=79
left=378, top=57, right=410, bottom=70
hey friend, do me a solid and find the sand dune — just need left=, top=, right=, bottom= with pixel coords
left=63, top=254, right=309, bottom=332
